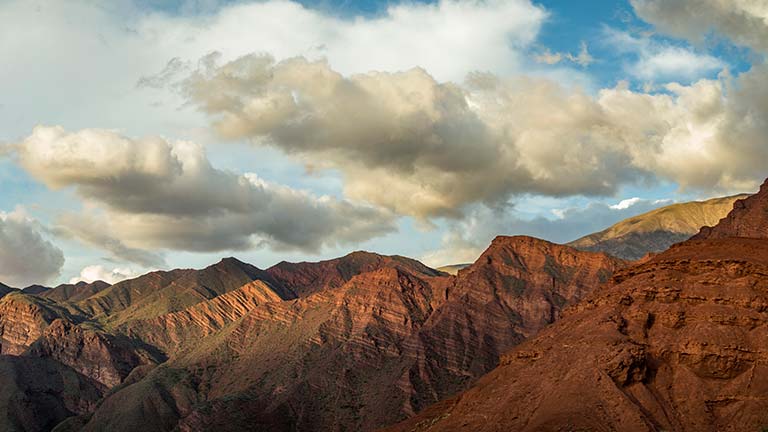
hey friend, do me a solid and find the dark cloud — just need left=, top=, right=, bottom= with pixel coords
left=0, top=209, right=64, bottom=286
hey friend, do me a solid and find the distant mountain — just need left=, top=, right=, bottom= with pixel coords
left=435, top=263, right=470, bottom=275
left=568, top=194, right=747, bottom=260
left=23, top=284, right=51, bottom=295
left=388, top=179, right=768, bottom=432
left=42, top=280, right=111, bottom=302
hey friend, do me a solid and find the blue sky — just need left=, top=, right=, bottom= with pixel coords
left=0, top=0, right=766, bottom=286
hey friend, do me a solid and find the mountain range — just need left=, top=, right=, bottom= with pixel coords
left=0, top=189, right=765, bottom=431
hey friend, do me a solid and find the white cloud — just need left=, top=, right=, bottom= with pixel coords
left=610, top=197, right=642, bottom=210
left=604, top=28, right=725, bottom=82
left=69, top=265, right=140, bottom=285
left=534, top=42, right=594, bottom=67
left=15, top=126, right=396, bottom=262
left=632, top=0, right=768, bottom=53
left=0, top=208, right=64, bottom=286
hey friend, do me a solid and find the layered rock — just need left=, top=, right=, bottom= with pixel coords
left=388, top=182, right=768, bottom=432
left=0, top=292, right=79, bottom=355
left=121, top=280, right=288, bottom=355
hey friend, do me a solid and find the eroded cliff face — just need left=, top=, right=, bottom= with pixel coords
left=388, top=183, right=768, bottom=432
left=0, top=293, right=72, bottom=355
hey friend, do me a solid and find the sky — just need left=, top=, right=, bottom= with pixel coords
left=0, top=0, right=766, bottom=286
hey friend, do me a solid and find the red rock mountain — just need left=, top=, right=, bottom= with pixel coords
left=388, top=180, right=768, bottom=432
left=51, top=241, right=622, bottom=432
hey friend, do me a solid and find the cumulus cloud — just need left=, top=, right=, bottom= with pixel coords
left=184, top=52, right=768, bottom=220
left=421, top=197, right=673, bottom=267
left=16, top=126, right=396, bottom=263
left=183, top=54, right=653, bottom=219
left=69, top=265, right=139, bottom=285
left=631, top=0, right=768, bottom=53
left=604, top=28, right=725, bottom=81
left=0, top=208, right=64, bottom=286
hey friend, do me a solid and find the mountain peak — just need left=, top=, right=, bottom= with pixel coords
left=691, top=178, right=768, bottom=240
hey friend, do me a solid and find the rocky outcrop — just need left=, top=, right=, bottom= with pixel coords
left=570, top=194, right=747, bottom=260
left=388, top=181, right=768, bottom=432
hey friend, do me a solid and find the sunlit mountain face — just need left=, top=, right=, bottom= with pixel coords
left=0, top=1, right=767, bottom=431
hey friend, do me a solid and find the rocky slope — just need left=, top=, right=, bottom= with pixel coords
left=63, top=241, right=623, bottom=432
left=569, top=194, right=747, bottom=260
left=388, top=181, right=768, bottom=432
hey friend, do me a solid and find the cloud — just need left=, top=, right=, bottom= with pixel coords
left=534, top=42, right=594, bottom=67
left=184, top=52, right=768, bottom=220
left=421, top=197, right=673, bottom=267
left=0, top=208, right=64, bottom=287
left=183, top=54, right=653, bottom=219
left=604, top=28, right=725, bottom=81
left=54, top=213, right=167, bottom=268
left=16, top=126, right=396, bottom=262
left=69, top=265, right=140, bottom=285
left=631, top=0, right=768, bottom=53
